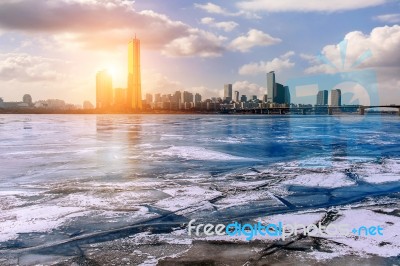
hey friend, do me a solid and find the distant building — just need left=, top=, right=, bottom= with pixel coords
left=114, top=88, right=127, bottom=108
left=83, top=101, right=94, bottom=109
left=173, top=91, right=181, bottom=103
left=23, top=94, right=33, bottom=106
left=240, top=95, right=247, bottom=102
left=274, top=83, right=284, bottom=104
left=47, top=99, right=66, bottom=109
left=224, top=84, right=232, bottom=102
left=316, top=90, right=328, bottom=106
left=154, top=93, right=161, bottom=104
left=252, top=95, right=257, bottom=101
left=182, top=91, right=193, bottom=103
left=96, top=69, right=113, bottom=109
left=145, top=93, right=153, bottom=104
left=284, top=86, right=291, bottom=105
left=195, top=93, right=202, bottom=103
left=266, top=71, right=276, bottom=102
left=233, top=91, right=239, bottom=102
left=331, top=89, right=342, bottom=106
left=263, top=94, right=268, bottom=103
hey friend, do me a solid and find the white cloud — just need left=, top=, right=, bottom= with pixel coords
left=374, top=13, right=400, bottom=23
left=162, top=29, right=226, bottom=57
left=142, top=70, right=184, bottom=94
left=237, top=0, right=387, bottom=12
left=194, top=2, right=260, bottom=19
left=232, top=81, right=266, bottom=98
left=195, top=2, right=228, bottom=15
left=302, top=25, right=400, bottom=74
left=239, top=51, right=295, bottom=75
left=229, top=29, right=281, bottom=52
left=200, top=17, right=238, bottom=32
left=301, top=25, right=400, bottom=104
left=0, top=53, right=65, bottom=82
left=0, top=0, right=225, bottom=57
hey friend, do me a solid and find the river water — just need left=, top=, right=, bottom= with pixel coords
left=0, top=114, right=399, bottom=264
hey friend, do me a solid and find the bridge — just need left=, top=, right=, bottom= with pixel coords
left=234, top=105, right=400, bottom=116
left=358, top=105, right=400, bottom=115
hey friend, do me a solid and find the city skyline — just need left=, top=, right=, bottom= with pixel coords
left=0, top=1, right=399, bottom=106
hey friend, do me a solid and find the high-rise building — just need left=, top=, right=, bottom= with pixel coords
left=127, top=37, right=142, bottom=110
left=195, top=93, right=202, bottom=103
left=284, top=86, right=291, bottom=105
left=267, top=71, right=276, bottom=102
left=233, top=91, right=239, bottom=102
left=154, top=93, right=161, bottom=103
left=83, top=101, right=94, bottom=109
left=240, top=95, right=247, bottom=102
left=173, top=91, right=181, bottom=103
left=96, top=69, right=113, bottom=109
left=224, top=84, right=232, bottom=102
left=316, top=90, right=328, bottom=106
left=114, top=88, right=126, bottom=108
left=145, top=93, right=153, bottom=104
left=331, top=89, right=342, bottom=106
left=272, top=83, right=291, bottom=105
left=275, top=83, right=285, bottom=104
left=182, top=91, right=194, bottom=103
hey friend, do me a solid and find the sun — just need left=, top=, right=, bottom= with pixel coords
left=107, top=65, right=117, bottom=78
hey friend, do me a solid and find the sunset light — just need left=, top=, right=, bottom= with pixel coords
left=0, top=1, right=400, bottom=265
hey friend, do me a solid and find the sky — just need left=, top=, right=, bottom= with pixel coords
left=0, top=0, right=399, bottom=105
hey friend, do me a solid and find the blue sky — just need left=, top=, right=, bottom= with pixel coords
left=0, top=0, right=399, bottom=105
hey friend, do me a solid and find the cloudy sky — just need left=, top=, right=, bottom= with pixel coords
left=0, top=0, right=399, bottom=105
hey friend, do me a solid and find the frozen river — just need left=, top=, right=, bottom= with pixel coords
left=0, top=114, right=399, bottom=265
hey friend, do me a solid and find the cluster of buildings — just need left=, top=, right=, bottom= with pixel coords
left=136, top=71, right=291, bottom=112
left=95, top=37, right=293, bottom=113
left=316, top=89, right=342, bottom=106
left=0, top=95, right=85, bottom=111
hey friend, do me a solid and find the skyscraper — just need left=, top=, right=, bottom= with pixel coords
left=127, top=37, right=142, bottom=110
left=284, top=86, right=291, bottom=105
left=96, top=69, right=112, bottom=109
left=331, top=89, right=342, bottom=106
left=195, top=93, right=202, bottom=103
left=233, top=91, right=239, bottom=102
left=267, top=71, right=276, bottom=103
left=316, top=90, right=328, bottom=106
left=224, top=84, right=232, bottom=102
left=145, top=93, right=153, bottom=104
left=173, top=91, right=181, bottom=104
left=114, top=88, right=127, bottom=108
left=182, top=91, right=194, bottom=103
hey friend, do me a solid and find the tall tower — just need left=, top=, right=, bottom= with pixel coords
left=224, top=84, right=232, bottom=101
left=233, top=91, right=239, bottom=102
left=316, top=90, right=328, bottom=106
left=266, top=71, right=276, bottom=103
left=127, top=37, right=142, bottom=110
left=96, top=69, right=113, bottom=109
left=331, top=89, right=342, bottom=106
